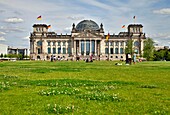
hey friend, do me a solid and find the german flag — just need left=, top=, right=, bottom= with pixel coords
left=106, top=33, right=110, bottom=41
left=37, top=15, right=42, bottom=20
left=48, top=25, right=51, bottom=28
left=122, top=25, right=125, bottom=28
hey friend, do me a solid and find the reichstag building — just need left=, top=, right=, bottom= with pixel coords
left=30, top=20, right=146, bottom=60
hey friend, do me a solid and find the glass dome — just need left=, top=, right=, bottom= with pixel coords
left=76, top=20, right=99, bottom=31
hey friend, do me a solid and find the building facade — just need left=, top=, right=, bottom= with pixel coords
left=7, top=46, right=28, bottom=57
left=30, top=20, right=146, bottom=60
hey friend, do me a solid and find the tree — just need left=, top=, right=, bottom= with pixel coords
left=167, top=52, right=170, bottom=61
left=125, top=39, right=133, bottom=55
left=125, top=39, right=133, bottom=64
left=18, top=54, right=23, bottom=60
left=153, top=49, right=170, bottom=61
left=143, top=38, right=155, bottom=61
left=0, top=53, right=3, bottom=58
left=4, top=54, right=7, bottom=58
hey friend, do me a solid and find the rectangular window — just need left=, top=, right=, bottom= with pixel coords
left=58, top=47, right=61, bottom=54
left=48, top=47, right=51, bottom=54
left=63, top=48, right=66, bottom=54
left=110, top=42, right=113, bottom=46
left=63, top=41, right=66, bottom=46
left=53, top=42, right=55, bottom=46
left=110, top=48, right=113, bottom=54
left=68, top=41, right=71, bottom=46
left=58, top=42, right=61, bottom=46
left=120, top=48, right=124, bottom=54
left=105, top=48, right=108, bottom=54
left=53, top=48, right=56, bottom=54
left=48, top=41, right=50, bottom=46
left=91, top=40, right=95, bottom=54
left=120, top=42, right=123, bottom=46
left=86, top=40, right=90, bottom=55
left=81, top=41, right=84, bottom=55
left=68, top=47, right=71, bottom=54
left=105, top=42, right=108, bottom=46
left=38, top=48, right=41, bottom=54
left=116, top=42, right=119, bottom=46
left=115, top=48, right=118, bottom=54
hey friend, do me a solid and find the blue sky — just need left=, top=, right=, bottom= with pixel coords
left=0, top=0, right=170, bottom=54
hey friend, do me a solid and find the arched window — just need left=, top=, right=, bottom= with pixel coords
left=134, top=41, right=139, bottom=47
left=37, top=41, right=42, bottom=46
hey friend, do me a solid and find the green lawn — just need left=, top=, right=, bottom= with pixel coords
left=0, top=61, right=169, bottom=114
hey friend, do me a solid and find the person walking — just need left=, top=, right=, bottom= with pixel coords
left=133, top=53, right=136, bottom=64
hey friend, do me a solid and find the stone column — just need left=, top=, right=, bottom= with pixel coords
left=113, top=42, right=115, bottom=54
left=30, top=41, right=33, bottom=54
left=33, top=40, right=36, bottom=54
left=51, top=41, right=53, bottom=54
left=71, top=40, right=73, bottom=55
left=84, top=40, right=86, bottom=56
left=74, top=40, right=76, bottom=55
left=90, top=40, right=91, bottom=55
left=98, top=41, right=100, bottom=55
left=24, top=49, right=26, bottom=56
left=95, top=40, right=97, bottom=55
left=118, top=42, right=120, bottom=54
left=123, top=41, right=126, bottom=54
left=42, top=40, right=45, bottom=54
left=26, top=49, right=28, bottom=57
left=108, top=41, right=110, bottom=54
left=66, top=41, right=68, bottom=54
left=140, top=40, right=143, bottom=54
left=79, top=40, right=81, bottom=55
left=61, top=42, right=63, bottom=54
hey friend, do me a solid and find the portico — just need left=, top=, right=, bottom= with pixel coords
left=73, top=39, right=101, bottom=56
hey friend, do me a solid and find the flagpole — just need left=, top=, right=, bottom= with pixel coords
left=108, top=37, right=109, bottom=61
left=133, top=16, right=136, bottom=24
left=106, top=32, right=110, bottom=61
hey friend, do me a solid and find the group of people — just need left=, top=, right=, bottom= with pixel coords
left=126, top=53, right=137, bottom=65
left=50, top=55, right=65, bottom=62
left=85, top=55, right=93, bottom=63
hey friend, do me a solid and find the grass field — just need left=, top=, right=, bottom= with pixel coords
left=0, top=61, right=169, bottom=114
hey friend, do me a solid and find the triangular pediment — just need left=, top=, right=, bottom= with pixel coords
left=73, top=31, right=102, bottom=38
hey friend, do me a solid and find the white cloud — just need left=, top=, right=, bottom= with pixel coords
left=0, top=43, right=8, bottom=54
left=0, top=10, right=5, bottom=13
left=67, top=16, right=84, bottom=20
left=153, top=40, right=159, bottom=43
left=153, top=8, right=170, bottom=14
left=0, top=31, right=6, bottom=35
left=23, top=36, right=30, bottom=39
left=150, top=33, right=170, bottom=39
left=0, top=36, right=6, bottom=41
left=80, top=0, right=112, bottom=10
left=0, top=26, right=25, bottom=33
left=4, top=17, right=24, bottom=23
left=63, top=27, right=72, bottom=33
